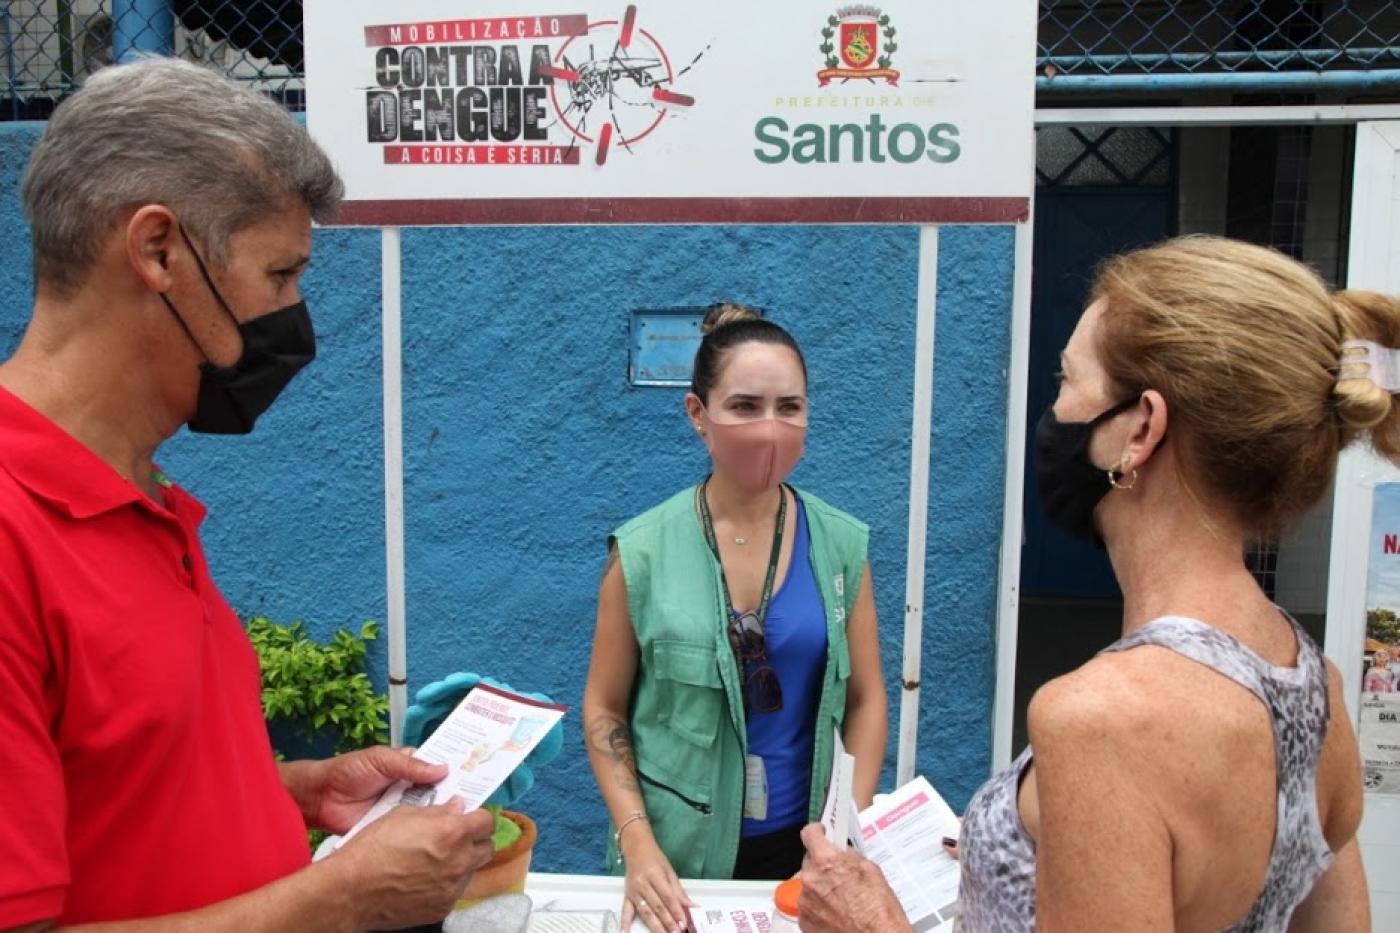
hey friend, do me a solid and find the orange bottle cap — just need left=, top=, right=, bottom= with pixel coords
left=774, top=875, right=802, bottom=917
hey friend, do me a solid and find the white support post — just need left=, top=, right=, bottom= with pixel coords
left=992, top=207, right=1036, bottom=771
left=896, top=225, right=939, bottom=788
left=381, top=227, right=408, bottom=746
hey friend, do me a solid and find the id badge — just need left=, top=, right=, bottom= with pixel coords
left=743, top=754, right=769, bottom=821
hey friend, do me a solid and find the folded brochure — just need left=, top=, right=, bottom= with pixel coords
left=819, top=728, right=961, bottom=932
left=344, top=683, right=567, bottom=841
left=686, top=732, right=960, bottom=931
left=684, top=906, right=785, bottom=932
left=856, top=774, right=961, bottom=931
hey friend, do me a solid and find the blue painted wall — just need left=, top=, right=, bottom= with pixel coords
left=0, top=121, right=1013, bottom=874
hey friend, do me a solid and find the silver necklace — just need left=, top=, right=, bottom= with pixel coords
left=713, top=486, right=781, bottom=546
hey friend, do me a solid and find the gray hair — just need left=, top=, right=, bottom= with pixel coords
left=21, top=56, right=344, bottom=291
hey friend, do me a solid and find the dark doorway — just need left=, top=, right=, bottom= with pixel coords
left=1013, top=125, right=1177, bottom=752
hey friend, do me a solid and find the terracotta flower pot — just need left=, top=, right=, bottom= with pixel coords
left=455, top=810, right=537, bottom=908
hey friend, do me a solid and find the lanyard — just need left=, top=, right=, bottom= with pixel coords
left=696, top=476, right=787, bottom=628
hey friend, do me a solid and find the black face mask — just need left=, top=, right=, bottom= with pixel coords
left=160, top=227, right=315, bottom=434
left=1034, top=396, right=1140, bottom=542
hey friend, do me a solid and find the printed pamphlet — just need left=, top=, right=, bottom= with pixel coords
left=684, top=905, right=791, bottom=932
left=819, top=728, right=961, bottom=931
left=344, top=683, right=566, bottom=840
left=857, top=775, right=961, bottom=932
left=819, top=727, right=857, bottom=848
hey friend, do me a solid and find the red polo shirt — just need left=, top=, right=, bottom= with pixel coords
left=0, top=387, right=309, bottom=924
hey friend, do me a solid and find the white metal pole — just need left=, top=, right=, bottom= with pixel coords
left=381, top=226, right=408, bottom=746
left=896, top=225, right=939, bottom=788
left=991, top=207, right=1036, bottom=771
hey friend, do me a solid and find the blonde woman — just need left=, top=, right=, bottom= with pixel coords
left=799, top=236, right=1385, bottom=932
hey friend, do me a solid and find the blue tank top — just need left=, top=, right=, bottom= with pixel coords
left=741, top=497, right=828, bottom=836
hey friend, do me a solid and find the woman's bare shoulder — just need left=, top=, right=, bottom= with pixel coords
left=1028, top=646, right=1262, bottom=758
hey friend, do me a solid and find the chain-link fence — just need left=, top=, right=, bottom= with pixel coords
left=1040, top=0, right=1400, bottom=76
left=3, top=2, right=1400, bottom=120
left=2, top=1, right=301, bottom=119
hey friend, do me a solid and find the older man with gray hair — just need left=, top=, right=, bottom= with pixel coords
left=0, top=58, right=494, bottom=931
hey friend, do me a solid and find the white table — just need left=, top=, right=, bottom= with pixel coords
left=521, top=872, right=793, bottom=931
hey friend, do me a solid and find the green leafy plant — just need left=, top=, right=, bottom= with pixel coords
left=821, top=16, right=838, bottom=68
left=247, top=616, right=390, bottom=754
left=878, top=15, right=897, bottom=70
left=247, top=616, right=390, bottom=852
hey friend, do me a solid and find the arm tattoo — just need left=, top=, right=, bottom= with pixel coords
left=607, top=725, right=637, bottom=771
left=588, top=714, right=640, bottom=794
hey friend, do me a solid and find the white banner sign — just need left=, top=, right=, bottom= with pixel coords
left=304, top=0, right=1035, bottom=225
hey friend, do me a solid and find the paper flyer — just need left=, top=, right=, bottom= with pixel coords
left=819, top=727, right=856, bottom=848
left=685, top=906, right=788, bottom=933
left=345, top=683, right=567, bottom=840
left=811, top=730, right=959, bottom=931
left=857, top=776, right=962, bottom=932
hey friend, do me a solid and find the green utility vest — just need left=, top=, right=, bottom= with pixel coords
left=605, top=484, right=869, bottom=879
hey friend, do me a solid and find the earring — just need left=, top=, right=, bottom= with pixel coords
left=1108, top=455, right=1137, bottom=490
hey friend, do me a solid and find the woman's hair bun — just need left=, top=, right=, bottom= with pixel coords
left=1332, top=290, right=1400, bottom=455
left=700, top=301, right=763, bottom=336
left=690, top=301, right=804, bottom=403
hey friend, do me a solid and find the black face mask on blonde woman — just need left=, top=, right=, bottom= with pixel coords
left=1034, top=396, right=1138, bottom=542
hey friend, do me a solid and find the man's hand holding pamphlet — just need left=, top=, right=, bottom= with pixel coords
left=342, top=683, right=567, bottom=842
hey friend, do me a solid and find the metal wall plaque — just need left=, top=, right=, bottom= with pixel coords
left=630, top=308, right=704, bottom=387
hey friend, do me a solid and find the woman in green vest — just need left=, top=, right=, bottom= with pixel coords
left=583, top=302, right=888, bottom=933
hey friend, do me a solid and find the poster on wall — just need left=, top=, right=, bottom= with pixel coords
left=1361, top=483, right=1400, bottom=795
left=303, top=0, right=1036, bottom=226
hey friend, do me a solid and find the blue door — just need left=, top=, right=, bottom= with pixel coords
left=1021, top=184, right=1174, bottom=598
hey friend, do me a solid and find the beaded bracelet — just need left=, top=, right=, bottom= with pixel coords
left=614, top=810, right=649, bottom=859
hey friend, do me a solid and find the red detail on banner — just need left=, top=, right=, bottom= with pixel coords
left=596, top=123, right=613, bottom=166
left=550, top=23, right=674, bottom=148
left=541, top=64, right=581, bottom=82
left=332, top=197, right=1032, bottom=227
left=1386, top=533, right=1398, bottom=555
left=652, top=88, right=694, bottom=106
left=840, top=21, right=878, bottom=70
left=816, top=67, right=900, bottom=87
left=382, top=145, right=581, bottom=166
left=620, top=5, right=637, bottom=49
left=364, top=15, right=588, bottom=47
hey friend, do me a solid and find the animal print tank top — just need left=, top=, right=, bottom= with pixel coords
left=957, top=614, right=1334, bottom=932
